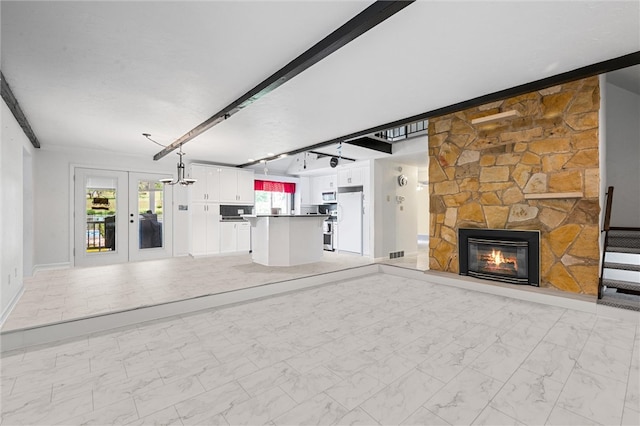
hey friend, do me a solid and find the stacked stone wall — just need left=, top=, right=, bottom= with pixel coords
left=429, top=77, right=600, bottom=294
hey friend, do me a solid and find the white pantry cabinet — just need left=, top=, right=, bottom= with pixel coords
left=190, top=203, right=220, bottom=256
left=190, top=164, right=220, bottom=202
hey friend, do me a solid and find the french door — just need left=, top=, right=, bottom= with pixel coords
left=74, top=168, right=173, bottom=267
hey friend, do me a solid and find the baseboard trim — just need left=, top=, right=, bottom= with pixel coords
left=0, top=286, right=24, bottom=329
left=32, top=262, right=71, bottom=275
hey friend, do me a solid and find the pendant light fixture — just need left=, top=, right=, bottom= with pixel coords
left=143, top=133, right=196, bottom=186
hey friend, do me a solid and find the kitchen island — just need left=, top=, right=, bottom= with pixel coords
left=242, top=214, right=328, bottom=266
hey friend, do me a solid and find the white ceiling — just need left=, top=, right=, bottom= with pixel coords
left=2, top=1, right=639, bottom=169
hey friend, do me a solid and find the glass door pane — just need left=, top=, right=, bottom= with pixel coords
left=137, top=180, right=164, bottom=249
left=85, top=177, right=117, bottom=253
left=74, top=168, right=128, bottom=267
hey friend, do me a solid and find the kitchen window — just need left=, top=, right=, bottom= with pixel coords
left=254, top=180, right=296, bottom=215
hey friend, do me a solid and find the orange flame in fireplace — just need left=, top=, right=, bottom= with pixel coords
left=488, top=249, right=517, bottom=271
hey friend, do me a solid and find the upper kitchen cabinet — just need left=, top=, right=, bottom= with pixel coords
left=190, top=164, right=220, bottom=202
left=219, top=168, right=255, bottom=204
left=338, top=165, right=367, bottom=187
left=299, top=177, right=313, bottom=205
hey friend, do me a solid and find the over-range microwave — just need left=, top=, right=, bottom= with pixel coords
left=322, top=191, right=337, bottom=203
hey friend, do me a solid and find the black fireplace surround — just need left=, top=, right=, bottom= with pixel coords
left=459, top=228, right=540, bottom=286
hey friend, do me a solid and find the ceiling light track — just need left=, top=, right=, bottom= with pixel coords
left=1, top=71, right=40, bottom=149
left=153, top=0, right=414, bottom=161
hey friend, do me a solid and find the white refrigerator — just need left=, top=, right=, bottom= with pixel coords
left=337, top=191, right=363, bottom=254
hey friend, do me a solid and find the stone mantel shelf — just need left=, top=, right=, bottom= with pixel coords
left=524, top=192, right=584, bottom=200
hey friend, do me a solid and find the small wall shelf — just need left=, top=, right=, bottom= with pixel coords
left=524, top=192, right=584, bottom=200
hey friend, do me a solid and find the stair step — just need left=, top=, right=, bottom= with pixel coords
left=609, top=230, right=640, bottom=238
left=606, top=246, right=640, bottom=255
left=598, top=289, right=640, bottom=312
left=603, top=262, right=640, bottom=272
left=602, top=278, right=640, bottom=293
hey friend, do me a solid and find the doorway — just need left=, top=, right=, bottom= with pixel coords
left=73, top=168, right=173, bottom=267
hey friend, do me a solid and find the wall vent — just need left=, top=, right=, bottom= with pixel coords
left=389, top=251, right=405, bottom=259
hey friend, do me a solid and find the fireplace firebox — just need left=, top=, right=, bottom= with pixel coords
left=459, top=229, right=539, bottom=286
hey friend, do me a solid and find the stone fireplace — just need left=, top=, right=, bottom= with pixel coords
left=459, top=228, right=539, bottom=286
left=429, top=76, right=600, bottom=295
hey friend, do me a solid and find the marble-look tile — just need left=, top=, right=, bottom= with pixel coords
left=133, top=376, right=205, bottom=418
left=273, top=393, right=348, bottom=425
left=454, top=324, right=505, bottom=353
left=589, top=317, right=637, bottom=351
left=1, top=390, right=92, bottom=426
left=361, top=353, right=416, bottom=385
left=284, top=347, right=335, bottom=373
left=622, top=406, right=640, bottom=426
left=626, top=364, right=640, bottom=412
left=333, top=407, right=380, bottom=425
left=174, top=380, right=249, bottom=424
left=11, top=360, right=91, bottom=396
left=425, top=367, right=504, bottom=426
left=545, top=405, right=600, bottom=425
left=360, top=369, right=445, bottom=425
left=156, top=355, right=220, bottom=383
left=56, top=397, right=138, bottom=425
left=577, top=338, right=633, bottom=383
left=489, top=368, right=564, bottom=425
left=520, top=341, right=579, bottom=384
left=324, top=351, right=376, bottom=379
left=93, top=369, right=164, bottom=410
left=400, top=407, right=450, bottom=425
left=468, top=342, right=529, bottom=382
left=417, top=343, right=481, bottom=383
left=223, top=386, right=296, bottom=426
left=556, top=368, right=627, bottom=425
left=471, top=406, right=523, bottom=426
left=543, top=321, right=591, bottom=350
left=278, top=365, right=341, bottom=403
left=324, top=371, right=385, bottom=410
left=397, top=332, right=452, bottom=364
left=499, top=320, right=548, bottom=352
left=196, top=357, right=259, bottom=391
left=237, top=361, right=299, bottom=397
left=125, top=406, right=186, bottom=426
left=51, top=364, right=127, bottom=402
left=558, top=309, right=597, bottom=329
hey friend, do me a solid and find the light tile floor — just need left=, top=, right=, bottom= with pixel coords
left=2, top=273, right=638, bottom=425
left=3, top=252, right=372, bottom=331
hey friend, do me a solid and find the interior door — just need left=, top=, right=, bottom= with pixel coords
left=74, top=168, right=129, bottom=267
left=128, top=172, right=173, bottom=262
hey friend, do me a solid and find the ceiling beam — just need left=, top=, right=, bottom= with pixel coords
left=1, top=71, right=41, bottom=149
left=238, top=50, right=640, bottom=168
left=344, top=136, right=392, bottom=154
left=153, top=0, right=414, bottom=161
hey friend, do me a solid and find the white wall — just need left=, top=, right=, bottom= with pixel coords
left=33, top=147, right=185, bottom=268
left=416, top=168, right=429, bottom=237
left=605, top=81, right=640, bottom=227
left=373, top=160, right=419, bottom=258
left=1, top=101, right=34, bottom=321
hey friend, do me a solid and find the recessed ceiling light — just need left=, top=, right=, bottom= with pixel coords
left=248, top=158, right=254, bottom=162
left=267, top=152, right=274, bottom=156
left=279, top=154, right=288, bottom=158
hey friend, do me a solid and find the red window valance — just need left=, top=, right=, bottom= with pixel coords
left=254, top=180, right=296, bottom=194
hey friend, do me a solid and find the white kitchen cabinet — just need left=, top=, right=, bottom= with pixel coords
left=299, top=177, right=312, bottom=206
left=190, top=164, right=220, bottom=202
left=220, top=221, right=251, bottom=253
left=338, top=167, right=364, bottom=187
left=220, top=168, right=255, bottom=204
left=237, top=222, right=251, bottom=251
left=311, top=174, right=337, bottom=204
left=190, top=203, right=220, bottom=256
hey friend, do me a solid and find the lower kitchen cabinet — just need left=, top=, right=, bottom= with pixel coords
left=191, top=203, right=220, bottom=256
left=220, top=221, right=251, bottom=253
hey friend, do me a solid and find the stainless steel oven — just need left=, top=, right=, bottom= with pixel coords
left=323, top=219, right=335, bottom=251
